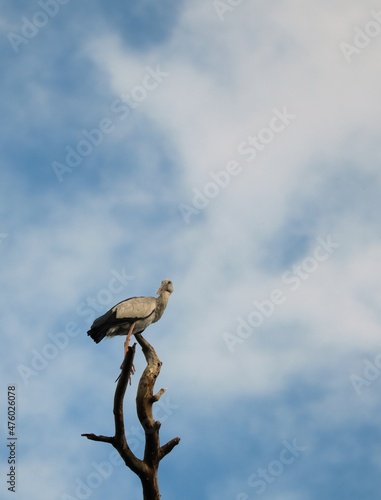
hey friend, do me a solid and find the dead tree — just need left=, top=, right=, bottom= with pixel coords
left=82, top=334, right=180, bottom=499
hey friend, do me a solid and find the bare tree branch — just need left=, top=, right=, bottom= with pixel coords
left=80, top=433, right=113, bottom=444
left=82, top=335, right=180, bottom=499
left=152, top=388, right=167, bottom=403
left=159, top=437, right=181, bottom=460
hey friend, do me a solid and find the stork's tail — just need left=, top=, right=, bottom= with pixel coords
left=87, top=327, right=107, bottom=344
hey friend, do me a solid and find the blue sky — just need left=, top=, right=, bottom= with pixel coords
left=1, top=0, right=381, bottom=499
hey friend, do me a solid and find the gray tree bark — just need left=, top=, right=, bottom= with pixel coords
left=82, top=334, right=180, bottom=499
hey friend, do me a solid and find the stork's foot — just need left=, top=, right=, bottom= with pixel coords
left=115, top=360, right=135, bottom=384
left=116, top=347, right=135, bottom=384
left=119, top=358, right=136, bottom=373
left=119, top=348, right=136, bottom=372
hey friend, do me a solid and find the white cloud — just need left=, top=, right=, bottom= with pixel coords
left=12, top=0, right=375, bottom=403
left=2, top=1, right=381, bottom=498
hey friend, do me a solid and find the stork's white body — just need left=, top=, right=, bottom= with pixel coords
left=87, top=279, right=173, bottom=344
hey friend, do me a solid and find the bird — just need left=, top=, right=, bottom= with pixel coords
left=87, top=279, right=173, bottom=356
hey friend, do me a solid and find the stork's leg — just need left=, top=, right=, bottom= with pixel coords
left=124, top=322, right=136, bottom=356
left=118, top=322, right=136, bottom=379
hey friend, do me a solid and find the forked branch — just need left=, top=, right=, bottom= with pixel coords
left=82, top=335, right=180, bottom=499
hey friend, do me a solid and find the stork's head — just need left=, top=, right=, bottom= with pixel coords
left=157, top=279, right=173, bottom=295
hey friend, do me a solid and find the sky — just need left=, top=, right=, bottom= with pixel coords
left=1, top=0, right=381, bottom=499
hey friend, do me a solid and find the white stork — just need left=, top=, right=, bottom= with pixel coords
left=87, top=279, right=173, bottom=355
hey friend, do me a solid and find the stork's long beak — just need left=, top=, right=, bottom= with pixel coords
left=156, top=279, right=172, bottom=295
